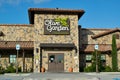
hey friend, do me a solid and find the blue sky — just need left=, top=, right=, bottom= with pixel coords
left=0, top=0, right=120, bottom=28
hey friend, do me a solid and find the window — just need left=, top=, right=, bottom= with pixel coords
left=101, top=54, right=105, bottom=61
left=86, top=55, right=92, bottom=61
left=49, top=55, right=55, bottom=63
left=10, top=55, right=16, bottom=63
left=115, top=34, right=120, bottom=39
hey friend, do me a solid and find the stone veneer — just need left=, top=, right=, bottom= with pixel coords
left=33, top=14, right=80, bottom=72
left=80, top=28, right=120, bottom=69
left=0, top=25, right=34, bottom=72
left=0, top=25, right=34, bottom=41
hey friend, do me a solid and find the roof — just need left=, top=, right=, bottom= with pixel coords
left=0, top=24, right=33, bottom=27
left=40, top=43, right=75, bottom=48
left=28, top=8, right=85, bottom=24
left=81, top=28, right=111, bottom=31
left=0, top=41, right=34, bottom=49
left=91, top=28, right=120, bottom=39
left=80, top=44, right=120, bottom=52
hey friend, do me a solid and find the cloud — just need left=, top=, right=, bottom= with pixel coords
left=0, top=0, right=51, bottom=6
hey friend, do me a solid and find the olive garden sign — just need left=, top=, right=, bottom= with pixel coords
left=44, top=18, right=70, bottom=35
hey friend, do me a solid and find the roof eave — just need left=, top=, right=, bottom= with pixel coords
left=28, top=8, right=85, bottom=24
left=91, top=28, right=120, bottom=39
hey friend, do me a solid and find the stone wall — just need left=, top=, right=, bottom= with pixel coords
left=81, top=28, right=120, bottom=69
left=42, top=49, right=77, bottom=72
left=33, top=14, right=80, bottom=72
left=0, top=25, right=34, bottom=72
left=0, top=50, right=33, bottom=72
left=0, top=25, right=34, bottom=41
left=81, top=29, right=120, bottom=44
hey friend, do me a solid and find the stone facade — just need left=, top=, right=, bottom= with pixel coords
left=33, top=14, right=79, bottom=72
left=0, top=8, right=120, bottom=73
left=80, top=28, right=120, bottom=69
left=0, top=25, right=34, bottom=41
left=0, top=8, right=82, bottom=73
left=0, top=25, right=34, bottom=72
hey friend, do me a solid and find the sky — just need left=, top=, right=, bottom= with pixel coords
left=0, top=0, right=120, bottom=29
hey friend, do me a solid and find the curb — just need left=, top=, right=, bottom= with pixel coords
left=4, top=73, right=31, bottom=76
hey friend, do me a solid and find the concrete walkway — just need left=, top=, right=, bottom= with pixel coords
left=4, top=72, right=100, bottom=80
left=1, top=72, right=120, bottom=80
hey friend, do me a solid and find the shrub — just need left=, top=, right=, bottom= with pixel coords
left=0, top=66, right=5, bottom=74
left=104, top=66, right=112, bottom=72
left=5, top=63, right=16, bottom=73
left=84, top=66, right=96, bottom=72
left=18, top=67, right=21, bottom=72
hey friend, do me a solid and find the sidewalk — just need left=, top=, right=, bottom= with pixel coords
left=84, top=72, right=120, bottom=75
left=23, top=77, right=100, bottom=80
left=4, top=73, right=31, bottom=76
left=3, top=72, right=100, bottom=80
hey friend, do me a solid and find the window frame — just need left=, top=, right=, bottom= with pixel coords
left=9, top=54, right=16, bottom=63
left=115, top=34, right=120, bottom=39
left=101, top=54, right=106, bottom=61
left=86, top=54, right=92, bottom=62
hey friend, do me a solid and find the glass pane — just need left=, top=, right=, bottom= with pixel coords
left=86, top=55, right=92, bottom=60
left=10, top=55, right=16, bottom=63
left=57, top=54, right=64, bottom=63
left=10, top=55, right=12, bottom=58
left=49, top=55, right=55, bottom=63
left=101, top=55, right=105, bottom=60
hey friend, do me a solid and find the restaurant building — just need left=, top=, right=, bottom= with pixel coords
left=0, top=8, right=120, bottom=72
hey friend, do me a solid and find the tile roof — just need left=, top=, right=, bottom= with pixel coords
left=28, top=8, right=85, bottom=24
left=80, top=44, right=120, bottom=52
left=0, top=24, right=33, bottom=27
left=0, top=41, right=34, bottom=49
left=91, top=28, right=120, bottom=39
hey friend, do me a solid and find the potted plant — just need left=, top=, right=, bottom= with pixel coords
left=41, top=67, right=45, bottom=72
left=69, top=67, right=73, bottom=72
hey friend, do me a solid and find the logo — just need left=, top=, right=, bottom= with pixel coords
left=44, top=18, right=70, bottom=35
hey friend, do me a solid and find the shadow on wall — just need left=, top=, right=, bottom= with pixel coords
left=78, top=27, right=94, bottom=72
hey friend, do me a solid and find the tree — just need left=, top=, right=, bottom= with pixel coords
left=91, top=50, right=102, bottom=72
left=112, top=34, right=118, bottom=71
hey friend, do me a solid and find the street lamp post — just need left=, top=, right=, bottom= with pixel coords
left=95, top=44, right=99, bottom=73
left=16, top=44, right=20, bottom=74
left=16, top=50, right=19, bottom=74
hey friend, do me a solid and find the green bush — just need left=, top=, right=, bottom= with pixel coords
left=18, top=67, right=21, bottom=72
left=84, top=66, right=96, bottom=72
left=84, top=66, right=92, bottom=72
left=104, top=66, right=112, bottom=72
left=84, top=65, right=112, bottom=72
left=0, top=66, right=5, bottom=74
left=5, top=63, right=16, bottom=73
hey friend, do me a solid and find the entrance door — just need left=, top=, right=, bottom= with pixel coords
left=48, top=53, right=64, bottom=72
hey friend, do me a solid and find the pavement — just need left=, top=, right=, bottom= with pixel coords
left=0, top=72, right=120, bottom=80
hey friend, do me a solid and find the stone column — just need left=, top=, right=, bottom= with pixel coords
left=73, top=49, right=79, bottom=72
left=34, top=47, right=40, bottom=73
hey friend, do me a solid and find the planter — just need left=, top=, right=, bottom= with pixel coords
left=41, top=67, right=45, bottom=72
left=69, top=67, right=73, bottom=72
